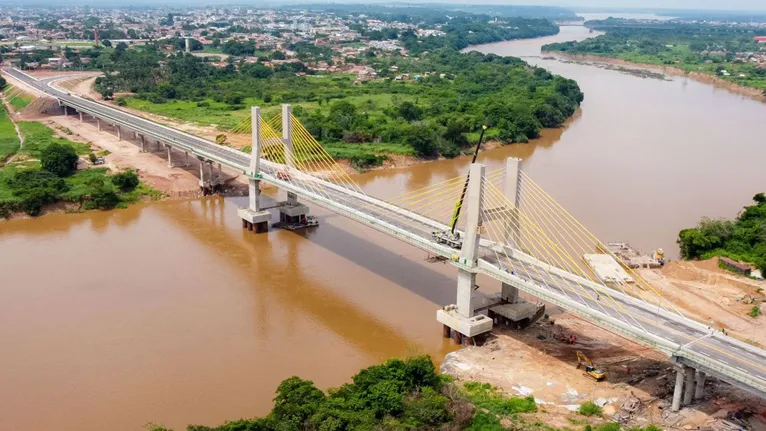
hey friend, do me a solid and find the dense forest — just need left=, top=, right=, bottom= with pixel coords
left=542, top=19, right=766, bottom=91
left=93, top=38, right=581, bottom=166
left=678, top=194, right=766, bottom=274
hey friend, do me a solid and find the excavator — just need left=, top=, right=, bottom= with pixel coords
left=576, top=351, right=606, bottom=381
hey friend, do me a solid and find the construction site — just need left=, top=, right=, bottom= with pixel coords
left=443, top=257, right=766, bottom=431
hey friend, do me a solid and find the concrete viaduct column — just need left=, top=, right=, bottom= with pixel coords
left=501, top=157, right=522, bottom=304
left=63, top=105, right=68, bottom=116
left=683, top=365, right=696, bottom=406
left=116, top=125, right=121, bottom=140
left=78, top=112, right=83, bottom=122
left=96, top=118, right=101, bottom=131
left=139, top=135, right=146, bottom=152
left=672, top=365, right=685, bottom=412
left=166, top=145, right=172, bottom=168
left=184, top=151, right=190, bottom=167
left=694, top=371, right=706, bottom=400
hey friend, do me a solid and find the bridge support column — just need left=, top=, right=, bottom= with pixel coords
left=694, top=371, right=706, bottom=400
left=116, top=126, right=121, bottom=141
left=139, top=135, right=145, bottom=152
left=134, top=131, right=138, bottom=139
left=79, top=112, right=83, bottom=122
left=683, top=365, right=695, bottom=406
left=96, top=118, right=101, bottom=131
left=437, top=163, right=493, bottom=344
left=184, top=152, right=190, bottom=167
left=672, top=365, right=685, bottom=412
left=238, top=106, right=271, bottom=233
left=63, top=106, right=68, bottom=116
left=167, top=145, right=172, bottom=168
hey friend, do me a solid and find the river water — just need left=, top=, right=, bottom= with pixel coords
left=2, top=25, right=766, bottom=431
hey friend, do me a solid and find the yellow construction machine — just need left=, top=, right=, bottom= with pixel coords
left=576, top=351, right=606, bottom=381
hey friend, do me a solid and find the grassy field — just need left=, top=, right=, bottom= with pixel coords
left=4, top=86, right=36, bottom=111
left=0, top=105, right=20, bottom=163
left=17, top=121, right=91, bottom=158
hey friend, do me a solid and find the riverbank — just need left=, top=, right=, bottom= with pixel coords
left=0, top=87, right=164, bottom=220
left=544, top=52, right=766, bottom=103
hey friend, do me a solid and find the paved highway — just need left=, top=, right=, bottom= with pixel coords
left=5, top=67, right=765, bottom=398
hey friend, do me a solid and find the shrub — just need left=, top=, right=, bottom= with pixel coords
left=41, top=142, right=79, bottom=177
left=112, top=170, right=139, bottom=191
left=749, top=306, right=761, bottom=318
left=88, top=153, right=98, bottom=163
left=579, top=401, right=603, bottom=417
left=6, top=169, right=68, bottom=216
left=115, top=97, right=128, bottom=107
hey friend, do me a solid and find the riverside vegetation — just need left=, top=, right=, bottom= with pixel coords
left=677, top=193, right=766, bottom=275
left=145, top=355, right=660, bottom=431
left=0, top=115, right=160, bottom=218
left=543, top=19, right=766, bottom=93
left=83, top=18, right=581, bottom=168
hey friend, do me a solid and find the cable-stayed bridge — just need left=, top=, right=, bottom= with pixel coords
left=4, top=67, right=766, bottom=410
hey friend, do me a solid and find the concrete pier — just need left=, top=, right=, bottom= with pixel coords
left=683, top=365, right=696, bottom=406
left=238, top=106, right=271, bottom=233
left=167, top=145, right=172, bottom=167
left=79, top=112, right=83, bottom=122
left=185, top=152, right=190, bottom=167
left=139, top=135, right=145, bottom=152
left=695, top=371, right=706, bottom=400
left=672, top=365, right=685, bottom=412
left=96, top=118, right=101, bottom=131
left=116, top=126, right=121, bottom=140
left=437, top=163, right=494, bottom=343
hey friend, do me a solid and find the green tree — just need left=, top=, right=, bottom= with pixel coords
left=6, top=170, right=68, bottom=216
left=111, top=170, right=139, bottom=191
left=0, top=76, right=6, bottom=90
left=272, top=377, right=325, bottom=427
left=41, top=143, right=79, bottom=177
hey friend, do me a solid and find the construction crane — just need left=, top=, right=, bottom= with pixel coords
left=431, top=125, right=488, bottom=249
left=576, top=351, right=606, bottom=381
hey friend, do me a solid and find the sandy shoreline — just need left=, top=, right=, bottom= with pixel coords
left=545, top=52, right=766, bottom=103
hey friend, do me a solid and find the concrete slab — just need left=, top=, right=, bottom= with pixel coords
left=238, top=208, right=271, bottom=224
left=437, top=306, right=493, bottom=337
left=490, top=300, right=540, bottom=321
left=583, top=253, right=634, bottom=284
left=279, top=202, right=309, bottom=217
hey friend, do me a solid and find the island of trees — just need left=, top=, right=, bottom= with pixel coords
left=542, top=19, right=766, bottom=93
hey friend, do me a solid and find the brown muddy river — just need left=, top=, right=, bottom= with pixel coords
left=2, top=25, right=766, bottom=431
